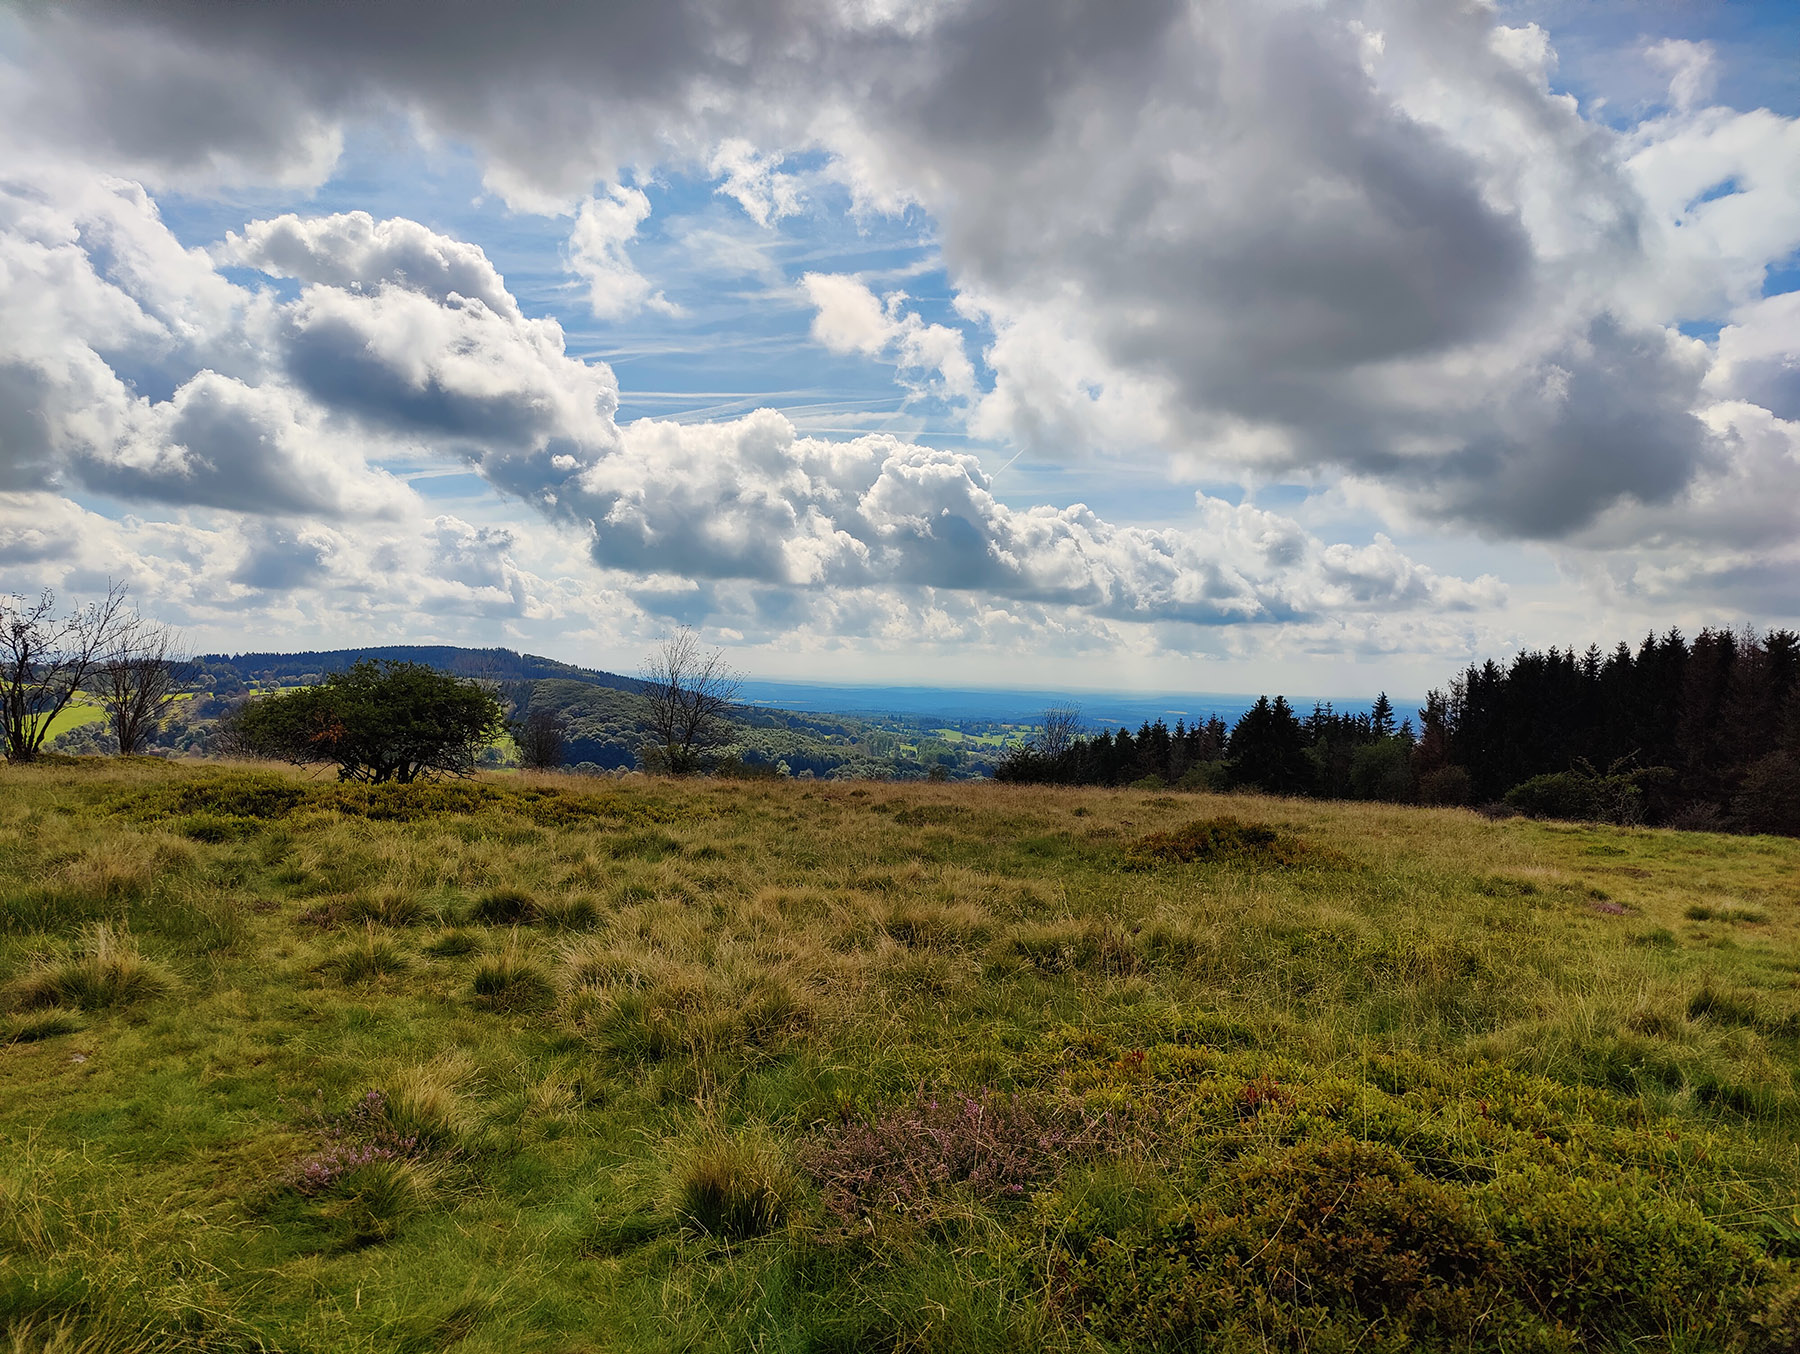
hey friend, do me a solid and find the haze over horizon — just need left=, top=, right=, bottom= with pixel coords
left=2, top=0, right=1797, bottom=695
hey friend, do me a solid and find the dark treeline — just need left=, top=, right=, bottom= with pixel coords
left=999, top=628, right=1800, bottom=835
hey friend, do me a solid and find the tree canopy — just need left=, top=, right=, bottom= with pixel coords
left=227, top=659, right=502, bottom=783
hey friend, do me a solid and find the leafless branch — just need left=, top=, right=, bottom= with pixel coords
left=89, top=612, right=197, bottom=756
left=637, top=627, right=741, bottom=774
left=1, top=581, right=132, bottom=762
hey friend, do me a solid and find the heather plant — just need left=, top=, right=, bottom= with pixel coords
left=1122, top=814, right=1314, bottom=868
left=803, top=1088, right=1127, bottom=1220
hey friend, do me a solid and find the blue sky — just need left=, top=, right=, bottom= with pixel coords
left=1, top=0, right=1797, bottom=696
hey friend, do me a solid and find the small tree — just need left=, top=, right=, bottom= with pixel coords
left=89, top=614, right=197, bottom=755
left=1035, top=705, right=1082, bottom=758
left=513, top=705, right=567, bottom=771
left=1, top=583, right=132, bottom=763
left=227, top=659, right=502, bottom=783
left=638, top=628, right=740, bottom=774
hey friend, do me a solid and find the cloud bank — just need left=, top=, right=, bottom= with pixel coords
left=0, top=0, right=1796, bottom=674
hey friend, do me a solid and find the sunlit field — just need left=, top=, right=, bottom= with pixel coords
left=2, top=760, right=1797, bottom=1352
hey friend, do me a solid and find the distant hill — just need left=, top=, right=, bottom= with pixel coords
left=199, top=645, right=643, bottom=694
left=183, top=644, right=1011, bottom=780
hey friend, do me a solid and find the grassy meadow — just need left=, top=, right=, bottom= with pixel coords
left=1, top=760, right=1798, bottom=1352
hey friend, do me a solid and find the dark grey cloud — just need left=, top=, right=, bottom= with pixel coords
left=13, top=0, right=1752, bottom=541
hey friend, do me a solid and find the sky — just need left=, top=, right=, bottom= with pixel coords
left=0, top=0, right=1796, bottom=698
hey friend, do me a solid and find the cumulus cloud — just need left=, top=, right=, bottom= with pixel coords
left=0, top=174, right=412, bottom=517
left=561, top=408, right=1501, bottom=625
left=802, top=274, right=977, bottom=403
left=0, top=164, right=1493, bottom=645
left=222, top=211, right=521, bottom=316
left=708, top=139, right=802, bottom=226
left=567, top=186, right=678, bottom=319
left=10, top=0, right=1800, bottom=560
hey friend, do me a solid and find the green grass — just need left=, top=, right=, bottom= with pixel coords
left=0, top=760, right=1797, bottom=1351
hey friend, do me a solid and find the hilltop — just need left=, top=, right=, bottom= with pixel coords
left=1, top=760, right=1797, bottom=1351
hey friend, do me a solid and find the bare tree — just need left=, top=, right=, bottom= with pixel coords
left=637, top=627, right=741, bottom=774
left=1, top=583, right=132, bottom=763
left=1035, top=705, right=1083, bottom=758
left=89, top=614, right=197, bottom=756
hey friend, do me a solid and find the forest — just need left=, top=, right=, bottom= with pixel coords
left=998, top=627, right=1800, bottom=836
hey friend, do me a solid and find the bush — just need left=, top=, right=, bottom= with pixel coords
left=1350, top=737, right=1415, bottom=802
left=1504, top=760, right=1662, bottom=825
left=1734, top=752, right=1800, bottom=836
left=6, top=924, right=176, bottom=1011
left=226, top=658, right=503, bottom=784
left=1418, top=765, right=1472, bottom=806
left=1176, top=761, right=1227, bottom=791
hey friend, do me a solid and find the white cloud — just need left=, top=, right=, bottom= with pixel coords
left=222, top=211, right=521, bottom=316
left=708, top=139, right=802, bottom=226
left=802, top=273, right=977, bottom=403
left=567, top=186, right=679, bottom=320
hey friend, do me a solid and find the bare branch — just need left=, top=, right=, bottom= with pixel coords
left=88, top=611, right=197, bottom=756
left=637, top=627, right=741, bottom=774
left=1, top=581, right=133, bottom=762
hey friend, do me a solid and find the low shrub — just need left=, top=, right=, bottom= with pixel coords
left=803, top=1088, right=1124, bottom=1220
left=120, top=772, right=311, bottom=821
left=671, top=1127, right=801, bottom=1240
left=5, top=924, right=176, bottom=1012
left=1124, top=816, right=1312, bottom=869
left=1419, top=765, right=1473, bottom=806
left=1044, top=1036, right=1777, bottom=1351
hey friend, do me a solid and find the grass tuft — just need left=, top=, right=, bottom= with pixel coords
left=1, top=1007, right=84, bottom=1044
left=320, top=927, right=409, bottom=985
left=423, top=928, right=481, bottom=958
left=471, top=887, right=538, bottom=926
left=670, top=1126, right=800, bottom=1240
left=5, top=924, right=176, bottom=1012
left=471, top=935, right=554, bottom=1011
left=1124, top=815, right=1316, bottom=869
left=344, top=887, right=426, bottom=927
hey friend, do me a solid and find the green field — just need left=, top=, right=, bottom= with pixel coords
left=1, top=761, right=1797, bottom=1351
left=30, top=701, right=108, bottom=741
